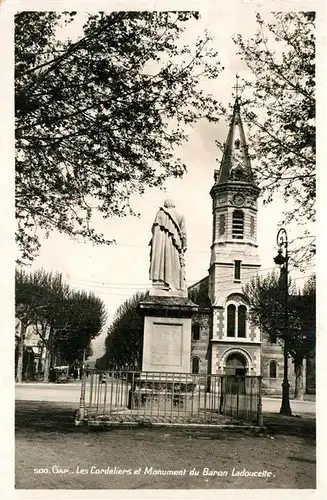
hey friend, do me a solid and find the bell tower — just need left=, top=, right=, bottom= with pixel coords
left=209, top=94, right=261, bottom=305
left=208, top=87, right=262, bottom=376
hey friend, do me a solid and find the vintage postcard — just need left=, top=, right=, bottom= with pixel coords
left=0, top=0, right=324, bottom=498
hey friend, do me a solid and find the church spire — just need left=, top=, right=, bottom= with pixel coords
left=215, top=76, right=256, bottom=186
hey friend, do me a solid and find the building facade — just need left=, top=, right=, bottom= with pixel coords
left=188, top=95, right=299, bottom=395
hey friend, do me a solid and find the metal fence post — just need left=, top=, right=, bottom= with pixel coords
left=219, top=376, right=224, bottom=414
left=75, top=351, right=86, bottom=426
left=257, top=376, right=263, bottom=426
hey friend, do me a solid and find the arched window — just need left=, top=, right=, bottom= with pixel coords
left=269, top=361, right=277, bottom=379
left=227, top=304, right=236, bottom=337
left=192, top=357, right=200, bottom=374
left=238, top=305, right=247, bottom=337
left=226, top=301, right=248, bottom=338
left=192, top=324, right=200, bottom=341
left=232, top=210, right=244, bottom=239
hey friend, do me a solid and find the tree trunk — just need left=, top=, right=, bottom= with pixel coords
left=43, top=347, right=50, bottom=382
left=37, top=345, right=43, bottom=378
left=294, top=357, right=305, bottom=400
left=43, top=326, right=53, bottom=382
left=16, top=321, right=26, bottom=383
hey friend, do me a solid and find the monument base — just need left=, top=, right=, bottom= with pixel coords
left=149, top=287, right=188, bottom=298
left=139, top=296, right=198, bottom=374
left=128, top=387, right=199, bottom=412
left=127, top=373, right=199, bottom=411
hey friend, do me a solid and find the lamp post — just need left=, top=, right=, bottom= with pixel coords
left=273, top=228, right=292, bottom=416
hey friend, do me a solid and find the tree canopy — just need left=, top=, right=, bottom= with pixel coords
left=96, top=291, right=147, bottom=370
left=15, top=268, right=107, bottom=379
left=188, top=277, right=211, bottom=309
left=243, top=271, right=315, bottom=398
left=15, top=11, right=222, bottom=262
left=232, top=12, right=315, bottom=259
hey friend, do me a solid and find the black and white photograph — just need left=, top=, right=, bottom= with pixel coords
left=0, top=0, right=324, bottom=497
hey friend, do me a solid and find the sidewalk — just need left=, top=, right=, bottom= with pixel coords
left=263, top=396, right=315, bottom=404
left=263, top=394, right=316, bottom=402
left=15, top=381, right=82, bottom=387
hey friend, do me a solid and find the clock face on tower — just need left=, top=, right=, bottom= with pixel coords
left=233, top=194, right=245, bottom=207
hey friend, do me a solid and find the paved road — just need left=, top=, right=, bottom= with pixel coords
left=15, top=382, right=316, bottom=415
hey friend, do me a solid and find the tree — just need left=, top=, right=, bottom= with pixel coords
left=288, top=275, right=315, bottom=399
left=243, top=272, right=315, bottom=400
left=15, top=268, right=106, bottom=381
left=232, top=12, right=315, bottom=260
left=96, top=291, right=147, bottom=370
left=15, top=11, right=222, bottom=262
left=15, top=268, right=51, bottom=381
left=188, top=277, right=211, bottom=308
left=31, top=271, right=71, bottom=381
left=54, top=290, right=107, bottom=365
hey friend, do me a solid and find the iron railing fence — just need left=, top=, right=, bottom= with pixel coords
left=77, top=370, right=263, bottom=426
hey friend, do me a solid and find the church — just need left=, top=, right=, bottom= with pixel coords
left=187, top=93, right=313, bottom=395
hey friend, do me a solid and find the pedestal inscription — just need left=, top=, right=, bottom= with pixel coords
left=143, top=316, right=189, bottom=372
left=139, top=296, right=198, bottom=373
left=150, top=323, right=182, bottom=366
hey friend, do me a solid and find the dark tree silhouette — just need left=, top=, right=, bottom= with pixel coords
left=96, top=291, right=148, bottom=370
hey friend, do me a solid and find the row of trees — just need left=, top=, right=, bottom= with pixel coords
left=96, top=292, right=147, bottom=371
left=16, top=11, right=315, bottom=264
left=16, top=268, right=107, bottom=382
left=96, top=273, right=315, bottom=400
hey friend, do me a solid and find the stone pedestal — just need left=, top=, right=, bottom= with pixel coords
left=127, top=295, right=198, bottom=412
left=139, top=295, right=198, bottom=373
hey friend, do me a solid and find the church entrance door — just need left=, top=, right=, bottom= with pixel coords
left=225, top=353, right=247, bottom=394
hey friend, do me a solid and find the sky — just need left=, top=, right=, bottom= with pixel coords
left=18, top=7, right=316, bottom=360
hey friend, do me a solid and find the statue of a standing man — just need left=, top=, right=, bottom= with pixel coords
left=149, top=199, right=187, bottom=292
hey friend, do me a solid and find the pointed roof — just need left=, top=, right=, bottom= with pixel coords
left=215, top=96, right=255, bottom=186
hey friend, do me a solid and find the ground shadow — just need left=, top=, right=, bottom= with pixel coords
left=15, top=401, right=87, bottom=435
left=15, top=401, right=316, bottom=441
left=263, top=412, right=316, bottom=439
left=287, top=456, right=316, bottom=464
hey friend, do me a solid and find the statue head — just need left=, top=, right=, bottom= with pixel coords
left=163, top=199, right=176, bottom=209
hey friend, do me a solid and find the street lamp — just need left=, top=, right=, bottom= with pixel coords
left=273, top=228, right=292, bottom=416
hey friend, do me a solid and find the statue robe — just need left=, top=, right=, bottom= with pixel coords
left=149, top=206, right=186, bottom=290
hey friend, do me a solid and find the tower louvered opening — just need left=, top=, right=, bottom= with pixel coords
left=232, top=210, right=244, bottom=239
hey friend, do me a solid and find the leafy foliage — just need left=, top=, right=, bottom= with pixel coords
left=15, top=11, right=222, bottom=262
left=188, top=277, right=211, bottom=308
left=243, top=271, right=315, bottom=352
left=55, top=290, right=106, bottom=363
left=96, top=291, right=148, bottom=370
left=243, top=271, right=315, bottom=397
left=232, top=12, right=315, bottom=227
left=15, top=268, right=107, bottom=367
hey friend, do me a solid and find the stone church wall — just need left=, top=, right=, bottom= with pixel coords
left=261, top=339, right=296, bottom=395
left=190, top=310, right=211, bottom=375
